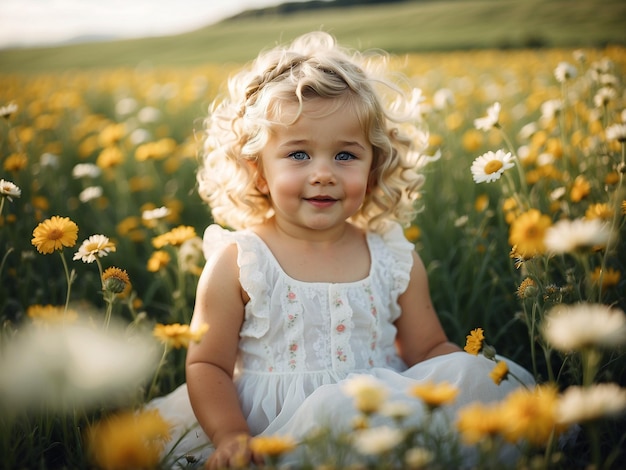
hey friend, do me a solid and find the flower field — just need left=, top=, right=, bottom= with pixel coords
left=1, top=45, right=625, bottom=468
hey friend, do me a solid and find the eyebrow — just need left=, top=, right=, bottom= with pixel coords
left=278, top=139, right=368, bottom=151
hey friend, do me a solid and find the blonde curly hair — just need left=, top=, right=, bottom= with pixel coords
left=197, top=31, right=430, bottom=232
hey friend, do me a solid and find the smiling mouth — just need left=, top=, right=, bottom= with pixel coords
left=305, top=196, right=337, bottom=202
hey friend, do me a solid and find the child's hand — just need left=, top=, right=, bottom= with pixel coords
left=205, top=433, right=263, bottom=469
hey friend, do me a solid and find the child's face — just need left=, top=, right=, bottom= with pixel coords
left=257, top=97, right=373, bottom=234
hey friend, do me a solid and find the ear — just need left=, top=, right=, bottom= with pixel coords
left=248, top=159, right=269, bottom=194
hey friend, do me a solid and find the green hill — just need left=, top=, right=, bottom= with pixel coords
left=1, top=0, right=624, bottom=73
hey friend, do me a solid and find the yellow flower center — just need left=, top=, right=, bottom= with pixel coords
left=484, top=160, right=503, bottom=174
left=48, top=228, right=64, bottom=240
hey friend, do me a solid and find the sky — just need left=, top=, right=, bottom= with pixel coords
left=0, top=0, right=301, bottom=48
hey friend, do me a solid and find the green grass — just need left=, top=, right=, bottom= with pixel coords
left=0, top=0, right=624, bottom=73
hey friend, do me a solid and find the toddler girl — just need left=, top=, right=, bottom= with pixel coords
left=150, top=31, right=533, bottom=468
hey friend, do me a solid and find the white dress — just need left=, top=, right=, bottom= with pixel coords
left=149, top=222, right=534, bottom=466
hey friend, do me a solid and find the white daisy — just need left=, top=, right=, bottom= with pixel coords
left=0, top=102, right=18, bottom=119
left=142, top=206, right=171, bottom=221
left=352, top=426, right=405, bottom=455
left=78, top=186, right=103, bottom=203
left=540, top=99, right=563, bottom=122
left=0, top=179, right=21, bottom=201
left=72, top=163, right=101, bottom=179
left=341, top=374, right=390, bottom=414
left=542, top=303, right=626, bottom=352
left=605, top=123, right=626, bottom=142
left=474, top=102, right=501, bottom=131
left=470, top=149, right=514, bottom=183
left=0, top=320, right=157, bottom=411
left=594, top=86, right=617, bottom=107
left=433, top=88, right=455, bottom=110
left=544, top=218, right=611, bottom=254
left=557, top=383, right=626, bottom=425
left=554, top=62, right=577, bottom=83
left=73, top=234, right=116, bottom=263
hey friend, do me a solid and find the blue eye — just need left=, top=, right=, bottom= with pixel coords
left=289, top=151, right=309, bottom=161
left=336, top=152, right=356, bottom=161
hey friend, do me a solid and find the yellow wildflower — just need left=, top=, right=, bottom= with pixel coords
left=87, top=409, right=171, bottom=470
left=102, top=267, right=130, bottom=294
left=500, top=384, right=560, bottom=446
left=508, top=209, right=552, bottom=258
left=463, top=328, right=484, bottom=355
left=456, top=402, right=506, bottom=445
left=249, top=435, right=297, bottom=457
left=516, top=277, right=537, bottom=299
left=404, top=225, right=421, bottom=242
left=27, top=305, right=78, bottom=324
left=570, top=175, right=590, bottom=203
left=152, top=225, right=197, bottom=248
left=31, top=216, right=79, bottom=254
left=590, top=266, right=621, bottom=291
left=408, top=381, right=458, bottom=409
left=147, top=250, right=171, bottom=272
left=490, top=361, right=509, bottom=385
left=153, top=323, right=209, bottom=349
left=4, top=153, right=28, bottom=172
left=585, top=203, right=613, bottom=220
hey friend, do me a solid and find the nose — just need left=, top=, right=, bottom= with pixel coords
left=309, top=158, right=336, bottom=185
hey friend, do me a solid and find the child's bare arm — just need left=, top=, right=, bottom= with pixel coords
left=186, top=243, right=261, bottom=468
left=395, top=251, right=461, bottom=367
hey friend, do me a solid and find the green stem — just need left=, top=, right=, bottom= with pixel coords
left=0, top=197, right=5, bottom=217
left=59, top=251, right=74, bottom=314
left=581, top=347, right=601, bottom=387
left=103, top=293, right=114, bottom=330
left=147, top=344, right=169, bottom=401
left=0, top=246, right=13, bottom=276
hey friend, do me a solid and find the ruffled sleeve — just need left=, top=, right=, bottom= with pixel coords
left=377, top=222, right=415, bottom=321
left=202, top=225, right=270, bottom=339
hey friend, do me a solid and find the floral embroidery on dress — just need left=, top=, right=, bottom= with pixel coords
left=286, top=287, right=297, bottom=303
left=364, top=285, right=377, bottom=317
left=288, top=341, right=299, bottom=370
left=336, top=320, right=346, bottom=334
left=336, top=346, right=347, bottom=362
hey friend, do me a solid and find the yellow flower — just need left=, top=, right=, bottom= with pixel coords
left=516, top=277, right=537, bottom=299
left=98, top=122, right=126, bottom=147
left=474, top=194, right=489, bottom=212
left=499, top=384, right=559, bottom=446
left=87, top=409, right=171, bottom=470
left=3, top=152, right=28, bottom=172
left=152, top=225, right=197, bottom=249
left=404, top=225, right=421, bottom=242
left=590, top=266, right=621, bottom=291
left=96, top=146, right=124, bottom=169
left=490, top=361, right=509, bottom=385
left=147, top=250, right=171, bottom=272
left=456, top=402, right=506, bottom=445
left=508, top=209, right=552, bottom=258
left=31, top=216, right=79, bottom=254
left=463, top=327, right=484, bottom=355
left=153, top=323, right=209, bottom=349
left=408, top=380, right=458, bottom=408
left=249, top=435, right=297, bottom=457
left=27, top=304, right=78, bottom=324
left=585, top=203, right=613, bottom=220
left=570, top=175, right=590, bottom=202
left=102, top=267, right=130, bottom=294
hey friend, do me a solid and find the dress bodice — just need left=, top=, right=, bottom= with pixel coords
left=201, top=223, right=415, bottom=433
left=203, top=223, right=414, bottom=375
